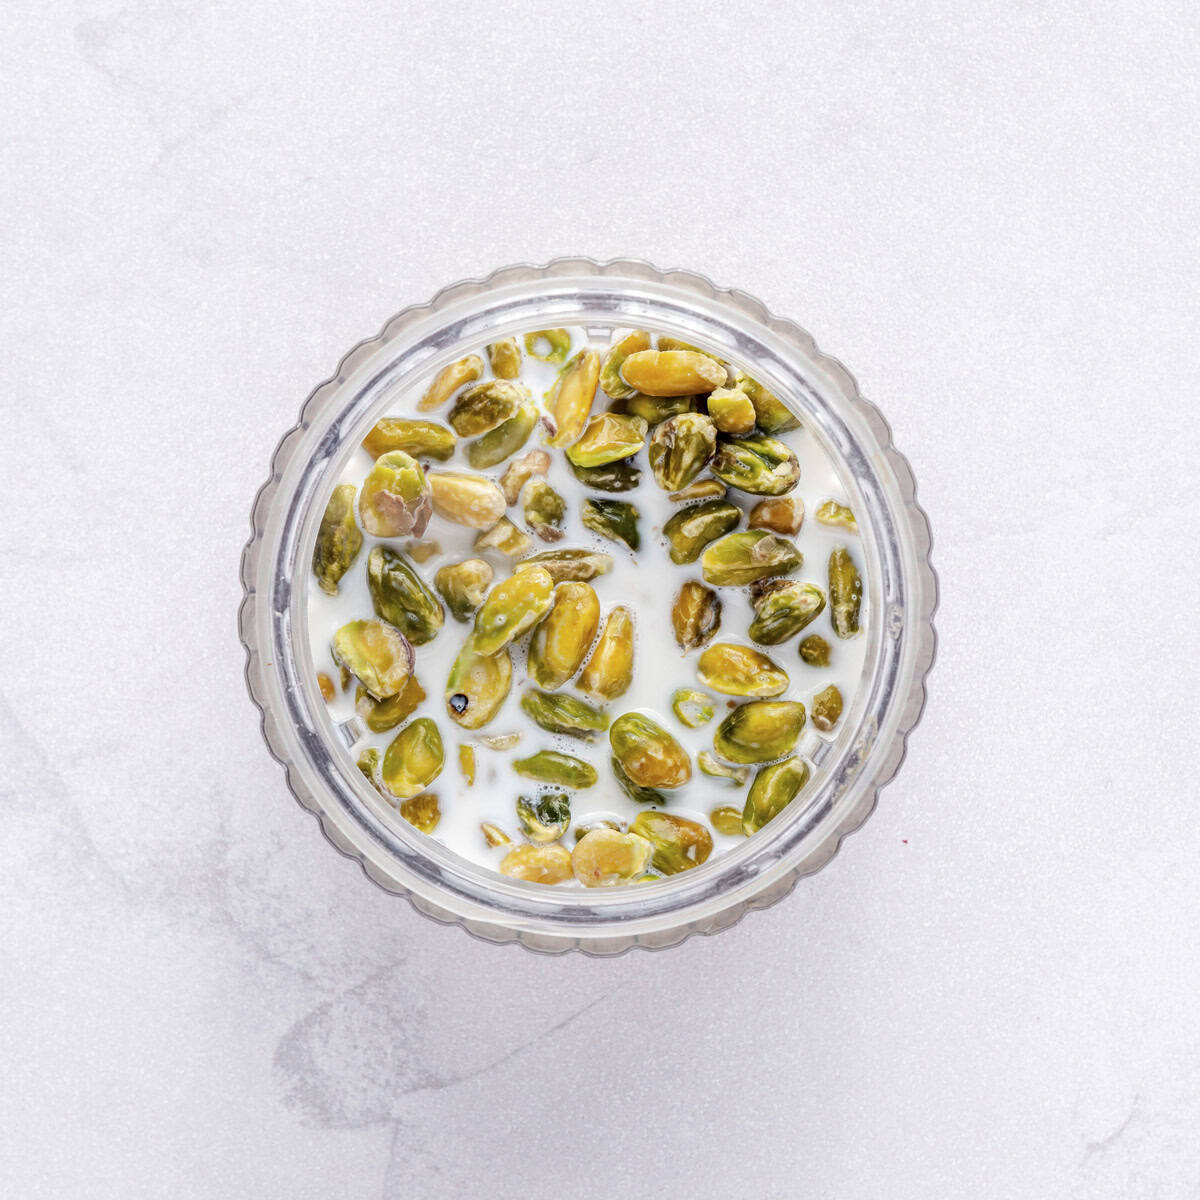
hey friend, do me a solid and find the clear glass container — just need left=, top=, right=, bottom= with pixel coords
left=238, top=259, right=937, bottom=955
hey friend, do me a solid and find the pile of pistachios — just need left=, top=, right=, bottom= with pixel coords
left=311, top=328, right=864, bottom=889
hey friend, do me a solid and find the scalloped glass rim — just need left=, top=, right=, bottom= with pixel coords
left=239, top=258, right=937, bottom=955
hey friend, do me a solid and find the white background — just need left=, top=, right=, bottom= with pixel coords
left=3, top=2, right=1198, bottom=1197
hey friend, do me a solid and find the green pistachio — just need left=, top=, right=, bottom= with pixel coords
left=747, top=580, right=826, bottom=645
left=355, top=675, right=426, bottom=733
left=706, top=386, right=757, bottom=435
left=380, top=717, right=444, bottom=800
left=418, top=354, right=484, bottom=412
left=710, top=434, right=801, bottom=496
left=697, top=750, right=750, bottom=785
left=648, top=413, right=718, bottom=492
left=712, top=701, right=806, bottom=764
left=621, top=349, right=726, bottom=396
left=513, top=750, right=599, bottom=789
left=524, top=329, right=572, bottom=363
left=516, top=548, right=613, bottom=582
left=671, top=688, right=716, bottom=728
left=428, top=471, right=506, bottom=529
left=731, top=371, right=799, bottom=434
left=577, top=606, right=635, bottom=701
left=697, top=643, right=789, bottom=697
left=609, top=712, right=691, bottom=789
left=701, top=530, right=802, bottom=587
left=470, top=566, right=554, bottom=655
left=366, top=545, right=444, bottom=646
left=581, top=498, right=640, bottom=551
left=743, top=756, right=811, bottom=834
left=599, top=329, right=652, bottom=400
left=628, top=811, right=713, bottom=874
left=568, top=457, right=642, bottom=492
left=487, top=337, right=522, bottom=379
left=816, top=499, right=858, bottom=533
left=434, top=557, right=494, bottom=622
left=545, top=348, right=600, bottom=447
left=828, top=546, right=863, bottom=639
left=520, top=689, right=610, bottom=739
left=662, top=499, right=740, bottom=564
left=399, top=792, right=441, bottom=833
left=362, top=418, right=456, bottom=461
left=566, top=412, right=648, bottom=467
left=466, top=401, right=538, bottom=469
left=330, top=619, right=414, bottom=700
left=312, top=483, right=363, bottom=595
left=516, top=792, right=572, bottom=843
left=810, top=684, right=844, bottom=732
left=710, top=806, right=747, bottom=836
left=359, top=450, right=433, bottom=537
left=445, top=643, right=512, bottom=730
left=610, top=754, right=666, bottom=806
left=671, top=580, right=722, bottom=651
left=448, top=380, right=527, bottom=437
left=523, top=478, right=567, bottom=542
left=527, top=581, right=601, bottom=690
left=474, top=516, right=533, bottom=557
left=798, top=634, right=832, bottom=667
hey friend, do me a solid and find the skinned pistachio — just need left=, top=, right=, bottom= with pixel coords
left=581, top=498, right=640, bottom=551
left=706, top=386, right=757, bottom=435
left=520, top=689, right=610, bottom=739
left=418, top=354, right=483, bottom=412
left=362, top=418, right=456, bottom=461
left=566, top=412, right=648, bottom=467
left=663, top=498, right=740, bottom=564
left=701, top=530, right=802, bottom=587
left=360, top=450, right=433, bottom=538
left=578, top=606, right=634, bottom=701
left=513, top=750, right=598, bottom=789
left=747, top=580, right=826, bottom=645
left=380, top=717, right=444, bottom=800
left=629, top=811, right=713, bottom=875
left=331, top=619, right=414, bottom=700
left=609, top=712, right=691, bottom=789
left=829, top=546, right=863, bottom=639
left=732, top=371, right=799, bottom=434
left=445, top=643, right=512, bottom=730
left=743, top=756, right=811, bottom=834
left=713, top=700, right=806, bottom=764
left=516, top=548, right=613, bottom=582
left=749, top=495, right=805, bottom=536
left=487, top=337, right=522, bottom=379
left=710, top=434, right=801, bottom=496
left=620, top=349, right=726, bottom=396
left=614, top=392, right=701, bottom=425
left=434, top=557, right=494, bottom=622
left=399, top=793, right=440, bottom=833
left=599, top=330, right=652, bottom=399
left=355, top=675, right=426, bottom=733
left=546, top=348, right=600, bottom=447
left=318, top=673, right=335, bottom=702
left=516, top=792, right=571, bottom=843
left=312, top=483, right=363, bottom=595
left=697, top=643, right=789, bottom=698
left=499, top=449, right=551, bottom=504
left=648, top=413, right=718, bottom=492
left=798, top=634, right=832, bottom=667
left=367, top=545, right=444, bottom=646
left=470, top=567, right=554, bottom=655
left=523, top=478, right=567, bottom=542
left=528, top=580, right=601, bottom=690
left=458, top=744, right=476, bottom=785
left=524, top=329, right=571, bottom=363
left=569, top=457, right=641, bottom=492
left=572, top=827, right=653, bottom=886
left=610, top=754, right=666, bottom=806
left=816, top=499, right=858, bottom=533
left=671, top=580, right=722, bottom=651
left=357, top=748, right=381, bottom=788
left=499, top=842, right=573, bottom=884
left=697, top=750, right=750, bottom=785
left=474, top=516, right=532, bottom=557
left=811, top=684, right=844, bottom=732
left=671, top=688, right=716, bottom=728
left=710, top=806, right=746, bottom=836
left=448, top=380, right=526, bottom=437
left=481, top=821, right=511, bottom=846
left=466, top=401, right=538, bottom=470
left=429, top=471, right=507, bottom=529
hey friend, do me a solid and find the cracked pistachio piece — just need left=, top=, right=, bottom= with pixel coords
left=749, top=495, right=805, bottom=536
left=566, top=412, right=648, bottom=467
left=569, top=457, right=641, bottom=493
left=609, top=712, right=691, bottom=789
left=355, top=675, right=427, bottom=733
left=711, top=434, right=801, bottom=496
left=367, top=545, right=444, bottom=646
left=523, top=478, right=567, bottom=543
left=599, top=330, right=652, bottom=400
left=478, top=732, right=521, bottom=750
left=317, top=673, right=335, bottom=702
left=429, top=471, right=507, bottom=529
left=663, top=498, right=740, bottom=564
left=516, top=792, right=571, bottom=843
left=816, top=499, right=858, bottom=533
left=474, top=516, right=532, bottom=557
left=418, top=354, right=484, bottom=412
left=362, top=418, right=456, bottom=462
left=572, top=827, right=653, bottom=887
left=545, top=348, right=600, bottom=447
left=706, top=386, right=757, bottom=435
left=710, top=805, right=746, bottom=837
left=405, top=540, right=441, bottom=564
left=811, top=684, right=844, bottom=733
left=357, top=748, right=381, bottom=788
left=445, top=643, right=512, bottom=730
left=313, top=484, right=363, bottom=595
left=520, top=688, right=609, bottom=739
left=581, top=498, right=640, bottom=551
left=578, top=606, right=634, bottom=701
left=732, top=371, right=799, bottom=434
left=743, top=756, right=811, bottom=835
left=499, top=842, right=573, bottom=884
left=331, top=619, right=414, bottom=700
left=669, top=478, right=726, bottom=502
left=671, top=688, right=715, bottom=729
left=614, top=392, right=701, bottom=425
left=524, top=329, right=571, bottom=363
left=466, top=401, right=538, bottom=470
left=470, top=566, right=554, bottom=655
left=698, top=643, right=789, bottom=698
left=798, top=634, right=832, bottom=667
left=713, top=700, right=806, bottom=764
left=399, top=793, right=440, bottom=834
left=620, top=349, right=726, bottom=397
left=701, top=530, right=802, bottom=587
left=828, top=546, right=863, bottom=639
left=500, top=449, right=551, bottom=504
left=448, top=380, right=527, bottom=437
left=513, top=750, right=598, bottom=789
left=487, top=337, right=522, bottom=379
left=671, top=580, right=722, bottom=651
left=747, top=580, right=826, bottom=645
left=516, top=548, right=613, bottom=583
left=629, top=811, right=713, bottom=875
left=528, top=581, right=600, bottom=690
left=360, top=450, right=433, bottom=538
left=610, top=754, right=666, bottom=806
left=380, top=717, right=444, bottom=800
left=481, top=821, right=511, bottom=847
left=697, top=750, right=750, bottom=785
left=338, top=663, right=352, bottom=692
left=648, top=412, right=718, bottom=492
left=458, top=744, right=476, bottom=786
left=434, top=557, right=494, bottom=622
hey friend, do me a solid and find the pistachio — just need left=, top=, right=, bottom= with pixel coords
left=545, top=348, right=601, bottom=447
left=487, top=337, right=522, bottom=379
left=474, top=516, right=532, bottom=557
left=668, top=478, right=727, bottom=502
left=671, top=687, right=716, bottom=728
left=609, top=712, right=691, bottom=789
left=331, top=619, right=414, bottom=700
left=418, top=354, right=484, bottom=412
left=743, top=756, right=811, bottom=834
left=516, top=548, right=613, bottom=582
left=338, top=664, right=352, bottom=692
left=648, top=413, right=718, bottom=492
left=747, top=580, right=826, bottom=644
left=710, top=434, right=801, bottom=496
left=697, top=750, right=750, bottom=785
left=662, top=498, right=741, bottom=564
left=697, top=643, right=789, bottom=698
left=317, top=672, right=335, bottom=702
left=367, top=545, right=444, bottom=646
left=466, top=401, right=538, bottom=469
left=749, top=495, right=805, bottom=536
left=524, top=329, right=572, bottom=363
left=434, top=557, right=494, bottom=622
left=566, top=412, right=648, bottom=468
left=516, top=792, right=571, bottom=843
left=816, top=500, right=858, bottom=533
left=732, top=371, right=799, bottom=434
left=478, top=732, right=521, bottom=751
left=568, top=458, right=641, bottom=493
left=499, top=842, right=573, bottom=884
left=513, top=750, right=599, bottom=789
left=470, top=566, right=554, bottom=655
left=701, top=530, right=802, bottom=587
left=458, top=743, right=476, bottom=786
left=520, top=688, right=610, bottom=739
left=399, top=793, right=440, bottom=834
left=710, top=806, right=746, bottom=837
left=712, top=700, right=806, bottom=764
left=528, top=581, right=601, bottom=690
left=599, top=330, right=652, bottom=399
left=572, top=828, right=653, bottom=886
left=355, top=675, right=427, bottom=733
left=445, top=643, right=512, bottom=730
left=620, top=349, right=726, bottom=396
left=616, top=393, right=701, bottom=425
left=828, top=546, right=863, bottom=639
left=312, top=483, right=364, bottom=594
left=706, top=386, right=757, bottom=435
left=448, top=380, right=526, bottom=437
left=810, top=684, right=844, bottom=732
left=610, top=755, right=666, bottom=806
left=380, top=717, right=444, bottom=800
left=522, top=478, right=567, bottom=542
left=428, top=471, right=507, bottom=529
left=481, top=821, right=511, bottom=847
left=671, top=580, right=722, bottom=651
left=362, top=418, right=456, bottom=462
left=405, top=539, right=441, bottom=564
left=628, top=811, right=713, bottom=875
left=581, top=498, right=640, bottom=551
left=360, top=450, right=433, bottom=538
left=578, top=606, right=635, bottom=701
left=357, top=748, right=381, bottom=788
left=500, top=449, right=551, bottom=504
left=798, top=634, right=832, bottom=667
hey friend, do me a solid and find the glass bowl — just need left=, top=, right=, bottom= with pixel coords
left=238, top=258, right=937, bottom=955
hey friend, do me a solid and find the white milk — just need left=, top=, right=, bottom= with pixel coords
left=307, top=329, right=869, bottom=879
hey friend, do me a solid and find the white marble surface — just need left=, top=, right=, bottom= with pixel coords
left=3, top=2, right=1198, bottom=1196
